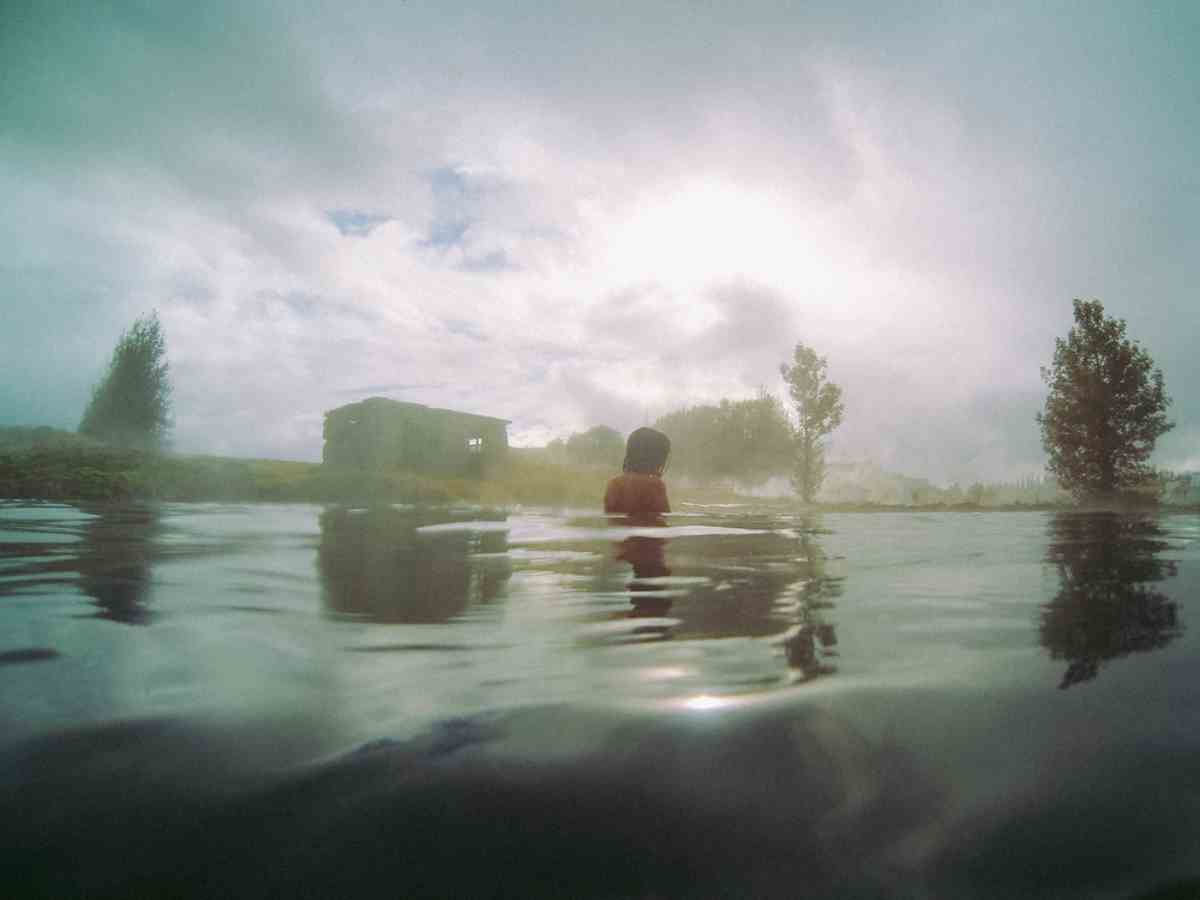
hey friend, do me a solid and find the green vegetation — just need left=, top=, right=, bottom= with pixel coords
left=79, top=312, right=173, bottom=450
left=560, top=425, right=625, bottom=468
left=1038, top=299, right=1173, bottom=504
left=781, top=342, right=845, bottom=502
left=652, top=392, right=793, bottom=486
left=4, top=429, right=1194, bottom=509
left=0, top=431, right=739, bottom=506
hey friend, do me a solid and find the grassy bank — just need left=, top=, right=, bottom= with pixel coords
left=1, top=430, right=1191, bottom=511
left=0, top=447, right=1110, bottom=511
left=0, top=440, right=753, bottom=507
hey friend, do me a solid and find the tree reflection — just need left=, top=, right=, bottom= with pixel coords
left=78, top=504, right=160, bottom=625
left=318, top=506, right=510, bottom=623
left=1041, top=512, right=1181, bottom=689
left=781, top=530, right=842, bottom=682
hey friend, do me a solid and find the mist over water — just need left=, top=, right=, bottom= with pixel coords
left=3, top=501, right=1200, bottom=898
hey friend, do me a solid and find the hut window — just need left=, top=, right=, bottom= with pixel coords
left=467, top=436, right=483, bottom=453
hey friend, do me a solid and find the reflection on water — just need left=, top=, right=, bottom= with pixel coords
left=617, top=534, right=674, bottom=633
left=783, top=531, right=841, bottom=681
left=313, top=506, right=841, bottom=697
left=3, top=503, right=1200, bottom=899
left=318, top=506, right=511, bottom=623
left=609, top=516, right=840, bottom=682
left=0, top=503, right=159, bottom=624
left=78, top=504, right=159, bottom=625
left=1040, top=512, right=1182, bottom=689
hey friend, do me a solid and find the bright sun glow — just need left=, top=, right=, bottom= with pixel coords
left=606, top=179, right=825, bottom=300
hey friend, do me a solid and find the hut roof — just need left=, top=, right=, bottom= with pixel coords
left=343, top=397, right=510, bottom=425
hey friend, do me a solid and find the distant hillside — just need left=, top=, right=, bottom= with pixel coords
left=817, top=461, right=939, bottom=505
left=818, top=460, right=1069, bottom=506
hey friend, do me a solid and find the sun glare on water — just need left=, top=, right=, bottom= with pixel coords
left=681, top=694, right=732, bottom=712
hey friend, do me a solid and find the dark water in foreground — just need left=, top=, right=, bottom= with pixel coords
left=2, top=501, right=1200, bottom=899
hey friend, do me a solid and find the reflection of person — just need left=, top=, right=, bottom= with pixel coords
left=604, top=427, right=671, bottom=518
left=618, top=535, right=672, bottom=618
left=617, top=536, right=670, bottom=577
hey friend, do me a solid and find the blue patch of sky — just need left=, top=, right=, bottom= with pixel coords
left=170, top=273, right=215, bottom=307
left=443, top=319, right=488, bottom=341
left=420, top=165, right=520, bottom=273
left=255, top=290, right=323, bottom=316
left=422, top=165, right=473, bottom=250
left=457, top=250, right=515, bottom=273
left=281, top=291, right=321, bottom=316
left=335, top=383, right=447, bottom=396
left=427, top=218, right=471, bottom=248
left=327, top=209, right=392, bottom=237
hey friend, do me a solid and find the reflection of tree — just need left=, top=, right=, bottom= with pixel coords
left=1041, top=513, right=1181, bottom=689
left=78, top=504, right=160, bottom=625
left=318, top=507, right=510, bottom=623
left=781, top=530, right=842, bottom=681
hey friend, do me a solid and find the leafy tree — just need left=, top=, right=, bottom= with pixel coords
left=565, top=425, right=625, bottom=467
left=652, top=392, right=793, bottom=485
left=79, top=312, right=172, bottom=450
left=718, top=392, right=795, bottom=485
left=1037, top=299, right=1172, bottom=502
left=653, top=404, right=722, bottom=477
left=780, top=343, right=844, bottom=503
left=966, top=483, right=990, bottom=507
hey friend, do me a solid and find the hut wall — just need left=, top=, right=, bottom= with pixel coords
left=322, top=399, right=507, bottom=474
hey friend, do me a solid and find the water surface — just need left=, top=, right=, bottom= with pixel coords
left=2, top=501, right=1199, bottom=898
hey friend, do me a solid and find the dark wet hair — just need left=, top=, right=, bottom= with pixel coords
left=622, top=427, right=671, bottom=475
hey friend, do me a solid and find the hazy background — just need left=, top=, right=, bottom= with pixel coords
left=3, top=1, right=1197, bottom=484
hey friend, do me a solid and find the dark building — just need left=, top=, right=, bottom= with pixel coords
left=322, top=397, right=508, bottom=474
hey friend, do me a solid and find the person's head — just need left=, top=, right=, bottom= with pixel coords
left=622, top=427, right=671, bottom=475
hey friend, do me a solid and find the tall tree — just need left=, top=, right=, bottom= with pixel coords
left=79, top=312, right=172, bottom=450
left=652, top=392, right=793, bottom=485
left=565, top=425, right=625, bottom=467
left=1037, top=299, right=1172, bottom=501
left=715, top=391, right=795, bottom=486
left=780, top=343, right=844, bottom=503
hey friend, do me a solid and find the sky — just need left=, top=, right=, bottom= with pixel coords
left=2, top=0, right=1198, bottom=484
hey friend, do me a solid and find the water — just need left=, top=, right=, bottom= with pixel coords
left=2, top=501, right=1199, bottom=898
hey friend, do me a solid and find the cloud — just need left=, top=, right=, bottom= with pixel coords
left=2, top=1, right=1197, bottom=482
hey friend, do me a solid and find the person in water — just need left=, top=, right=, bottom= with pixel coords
left=604, top=427, right=671, bottom=517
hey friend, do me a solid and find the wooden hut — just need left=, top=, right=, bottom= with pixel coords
left=322, top=397, right=509, bottom=475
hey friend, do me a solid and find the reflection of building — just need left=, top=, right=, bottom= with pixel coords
left=322, top=397, right=508, bottom=475
left=318, top=506, right=510, bottom=623
left=1041, top=513, right=1181, bottom=689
